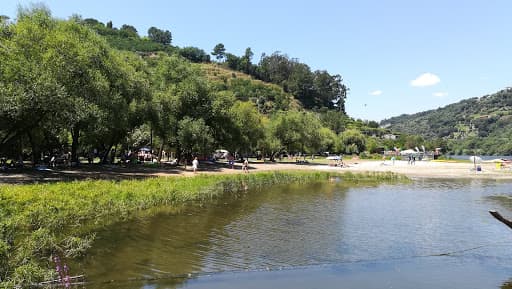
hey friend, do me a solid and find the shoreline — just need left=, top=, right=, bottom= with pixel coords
left=1, top=159, right=511, bottom=184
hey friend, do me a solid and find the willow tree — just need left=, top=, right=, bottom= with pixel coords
left=229, top=101, right=265, bottom=157
left=43, top=16, right=151, bottom=163
left=149, top=54, right=218, bottom=161
left=269, top=111, right=325, bottom=156
left=0, top=6, right=68, bottom=163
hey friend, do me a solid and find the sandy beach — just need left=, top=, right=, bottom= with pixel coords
left=1, top=158, right=512, bottom=184
left=311, top=159, right=512, bottom=179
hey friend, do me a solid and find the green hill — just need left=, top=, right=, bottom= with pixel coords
left=79, top=17, right=346, bottom=113
left=381, top=88, right=512, bottom=155
left=197, top=63, right=302, bottom=112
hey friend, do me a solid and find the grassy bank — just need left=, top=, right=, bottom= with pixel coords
left=0, top=170, right=406, bottom=287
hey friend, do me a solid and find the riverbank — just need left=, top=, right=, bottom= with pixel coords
left=1, top=159, right=511, bottom=184
left=0, top=170, right=404, bottom=288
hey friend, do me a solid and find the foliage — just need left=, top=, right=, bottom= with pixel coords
left=338, top=129, right=367, bottom=154
left=179, top=46, right=210, bottom=63
left=381, top=88, right=512, bottom=155
left=257, top=52, right=348, bottom=111
left=147, top=26, right=172, bottom=46
left=211, top=43, right=226, bottom=62
left=0, top=5, right=380, bottom=167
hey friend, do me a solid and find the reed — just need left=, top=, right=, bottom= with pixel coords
left=0, top=170, right=406, bottom=287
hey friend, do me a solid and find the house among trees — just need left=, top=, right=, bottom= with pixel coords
left=382, top=133, right=398, bottom=140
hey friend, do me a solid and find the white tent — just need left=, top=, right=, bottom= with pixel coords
left=400, top=149, right=417, bottom=156
left=469, top=156, right=482, bottom=163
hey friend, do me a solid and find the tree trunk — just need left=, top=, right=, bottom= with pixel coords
left=102, top=143, right=114, bottom=164
left=157, top=143, right=164, bottom=164
left=176, top=143, right=183, bottom=166
left=27, top=131, right=39, bottom=166
left=71, top=126, right=80, bottom=165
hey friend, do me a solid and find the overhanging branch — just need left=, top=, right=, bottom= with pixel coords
left=489, top=210, right=512, bottom=230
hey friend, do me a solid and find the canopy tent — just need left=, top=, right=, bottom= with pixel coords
left=326, top=156, right=341, bottom=160
left=399, top=149, right=418, bottom=156
left=469, top=156, right=482, bottom=163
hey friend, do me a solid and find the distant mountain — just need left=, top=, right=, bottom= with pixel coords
left=380, top=88, right=512, bottom=155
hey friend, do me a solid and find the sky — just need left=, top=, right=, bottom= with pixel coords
left=2, top=0, right=512, bottom=121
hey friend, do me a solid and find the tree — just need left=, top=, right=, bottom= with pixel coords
left=287, top=62, right=314, bottom=107
left=230, top=101, right=264, bottom=156
left=258, top=52, right=292, bottom=85
left=225, top=53, right=241, bottom=70
left=240, top=47, right=254, bottom=74
left=84, top=50, right=151, bottom=163
left=259, top=116, right=281, bottom=160
left=0, top=5, right=69, bottom=163
left=148, top=54, right=218, bottom=162
left=120, top=24, right=138, bottom=38
left=339, top=129, right=366, bottom=154
left=44, top=18, right=128, bottom=163
left=269, top=111, right=329, bottom=156
left=270, top=111, right=302, bottom=153
left=179, top=46, right=210, bottom=63
left=147, top=26, right=172, bottom=45
left=299, top=112, right=325, bottom=154
left=320, top=110, right=347, bottom=134
left=211, top=43, right=226, bottom=62
left=177, top=117, right=214, bottom=158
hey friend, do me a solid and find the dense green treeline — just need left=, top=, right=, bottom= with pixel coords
left=381, top=88, right=512, bottom=155
left=0, top=5, right=410, bottom=165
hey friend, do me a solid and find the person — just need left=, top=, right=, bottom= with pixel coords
left=192, top=157, right=199, bottom=173
left=228, top=154, right=235, bottom=169
left=242, top=158, right=249, bottom=173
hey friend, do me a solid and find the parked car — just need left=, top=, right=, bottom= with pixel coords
left=213, top=149, right=229, bottom=160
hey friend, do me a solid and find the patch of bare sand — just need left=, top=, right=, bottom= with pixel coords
left=310, top=159, right=512, bottom=179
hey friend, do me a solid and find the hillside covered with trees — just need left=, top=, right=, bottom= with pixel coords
left=381, top=88, right=512, bottom=155
left=0, top=4, right=408, bottom=173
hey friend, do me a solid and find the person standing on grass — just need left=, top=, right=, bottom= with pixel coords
left=192, top=157, right=199, bottom=173
left=242, top=158, right=249, bottom=173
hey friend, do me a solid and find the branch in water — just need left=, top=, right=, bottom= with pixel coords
left=489, top=210, right=512, bottom=230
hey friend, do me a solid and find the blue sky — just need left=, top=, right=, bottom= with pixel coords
left=2, top=0, right=511, bottom=121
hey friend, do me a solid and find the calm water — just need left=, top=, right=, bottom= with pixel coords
left=75, top=179, right=512, bottom=289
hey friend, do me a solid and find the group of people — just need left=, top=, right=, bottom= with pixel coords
left=191, top=156, right=249, bottom=174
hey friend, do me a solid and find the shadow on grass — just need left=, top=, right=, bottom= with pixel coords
left=0, top=160, right=330, bottom=184
left=0, top=162, right=230, bottom=184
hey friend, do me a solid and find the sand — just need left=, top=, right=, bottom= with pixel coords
left=310, top=159, right=512, bottom=179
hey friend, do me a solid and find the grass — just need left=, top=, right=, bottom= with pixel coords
left=0, top=170, right=407, bottom=287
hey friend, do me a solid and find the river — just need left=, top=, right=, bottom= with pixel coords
left=74, top=178, right=512, bottom=289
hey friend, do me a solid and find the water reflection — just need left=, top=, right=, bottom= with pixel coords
left=78, top=179, right=512, bottom=289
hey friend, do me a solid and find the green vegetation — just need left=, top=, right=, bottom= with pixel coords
left=0, top=4, right=402, bottom=167
left=381, top=88, right=512, bottom=155
left=0, top=170, right=406, bottom=287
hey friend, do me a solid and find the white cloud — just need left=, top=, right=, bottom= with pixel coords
left=370, top=90, right=382, bottom=96
left=410, top=73, right=440, bottom=87
left=433, top=92, right=448, bottom=97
